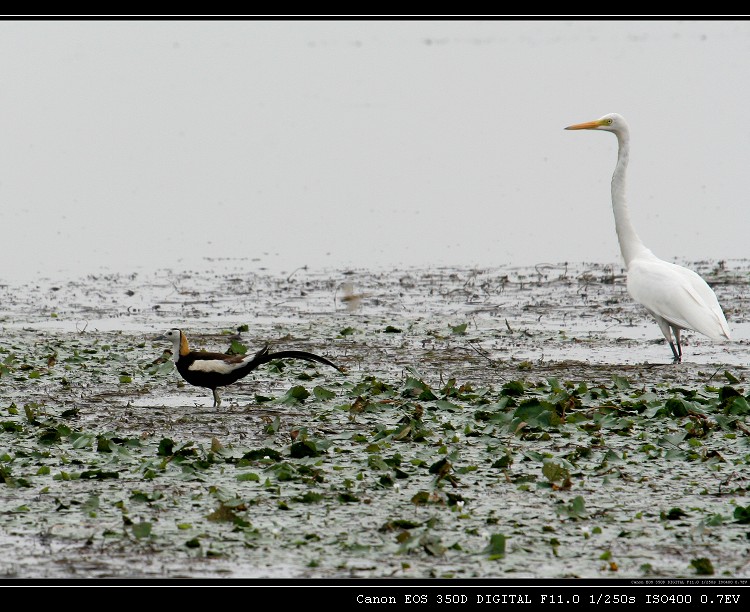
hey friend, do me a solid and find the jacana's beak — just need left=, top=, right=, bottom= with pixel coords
left=565, top=119, right=604, bottom=130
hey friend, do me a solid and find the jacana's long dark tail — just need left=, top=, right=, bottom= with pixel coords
left=261, top=349, right=345, bottom=373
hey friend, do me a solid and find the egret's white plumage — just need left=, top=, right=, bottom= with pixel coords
left=565, top=113, right=730, bottom=362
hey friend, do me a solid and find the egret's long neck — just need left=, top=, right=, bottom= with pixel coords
left=611, top=129, right=653, bottom=267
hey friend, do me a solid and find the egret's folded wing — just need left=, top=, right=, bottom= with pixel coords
left=627, top=260, right=730, bottom=341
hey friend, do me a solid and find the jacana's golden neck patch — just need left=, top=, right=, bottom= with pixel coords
left=179, top=331, right=191, bottom=356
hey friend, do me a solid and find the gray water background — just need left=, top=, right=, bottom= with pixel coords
left=1, top=19, right=748, bottom=282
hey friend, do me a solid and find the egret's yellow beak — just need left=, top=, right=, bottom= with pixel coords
left=565, top=119, right=604, bottom=130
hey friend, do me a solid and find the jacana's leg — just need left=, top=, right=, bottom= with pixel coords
left=213, top=389, right=222, bottom=407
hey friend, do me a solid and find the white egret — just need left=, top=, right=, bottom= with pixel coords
left=565, top=113, right=730, bottom=362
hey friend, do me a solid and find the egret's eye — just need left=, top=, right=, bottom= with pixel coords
left=607, top=118, right=613, bottom=125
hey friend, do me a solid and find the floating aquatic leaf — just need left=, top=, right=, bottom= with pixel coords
left=313, top=386, right=335, bottom=401
left=38, top=428, right=61, bottom=444
left=542, top=460, right=571, bottom=485
left=278, top=385, right=310, bottom=405
left=434, top=399, right=461, bottom=412
left=725, top=396, right=750, bottom=415
left=451, top=322, right=468, bottom=335
left=241, top=448, right=282, bottom=462
left=690, top=557, right=714, bottom=575
left=483, top=533, right=507, bottom=559
left=236, top=472, right=260, bottom=482
left=290, top=440, right=323, bottom=458
left=157, top=438, right=174, bottom=457
left=227, top=340, right=248, bottom=355
left=705, top=514, right=726, bottom=526
left=23, top=403, right=38, bottom=424
left=296, top=492, right=323, bottom=503
left=420, top=533, right=445, bottom=556
left=368, top=455, right=390, bottom=471
left=502, top=381, right=525, bottom=397
left=661, top=507, right=689, bottom=521
left=660, top=432, right=688, bottom=448
left=512, top=400, right=560, bottom=428
left=557, top=496, right=587, bottom=519
left=81, top=494, right=100, bottom=515
left=612, top=375, right=630, bottom=389
left=379, top=519, right=421, bottom=532
left=402, top=377, right=434, bottom=400
left=80, top=470, right=119, bottom=480
left=665, top=398, right=692, bottom=417
left=733, top=505, right=750, bottom=524
left=129, top=521, right=151, bottom=539
left=491, top=452, right=513, bottom=469
left=267, top=462, right=297, bottom=482
left=724, top=371, right=740, bottom=384
left=207, top=504, right=239, bottom=522
left=411, top=491, right=430, bottom=506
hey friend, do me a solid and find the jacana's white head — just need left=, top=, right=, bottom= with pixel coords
left=164, top=328, right=189, bottom=361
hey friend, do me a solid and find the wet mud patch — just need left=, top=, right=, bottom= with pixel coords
left=1, top=260, right=749, bottom=579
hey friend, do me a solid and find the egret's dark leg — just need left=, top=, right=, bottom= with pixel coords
left=671, top=328, right=683, bottom=363
left=655, top=317, right=681, bottom=364
left=213, top=389, right=222, bottom=407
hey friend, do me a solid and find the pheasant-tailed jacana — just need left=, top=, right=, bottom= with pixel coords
left=162, top=328, right=343, bottom=407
